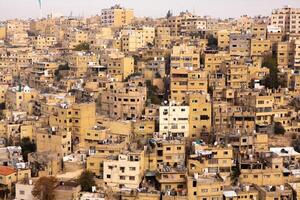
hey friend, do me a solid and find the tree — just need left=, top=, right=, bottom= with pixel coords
left=207, top=34, right=218, bottom=49
left=166, top=10, right=173, bottom=18
left=77, top=170, right=96, bottom=192
left=74, top=42, right=90, bottom=51
left=54, top=63, right=70, bottom=81
left=292, top=136, right=300, bottom=153
left=262, top=54, right=280, bottom=89
left=19, top=137, right=36, bottom=162
left=32, top=176, right=58, bottom=200
left=146, top=80, right=161, bottom=105
left=230, top=165, right=241, bottom=186
left=274, top=122, right=286, bottom=135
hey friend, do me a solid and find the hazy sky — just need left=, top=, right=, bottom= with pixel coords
left=0, top=0, right=300, bottom=20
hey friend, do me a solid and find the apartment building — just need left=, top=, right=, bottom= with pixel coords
left=29, top=61, right=59, bottom=88
left=166, top=12, right=206, bottom=36
left=188, top=93, right=212, bottom=138
left=229, top=33, right=251, bottom=57
left=155, top=27, right=171, bottom=49
left=99, top=81, right=147, bottom=120
left=156, top=164, right=187, bottom=194
left=251, top=23, right=267, bottom=40
left=31, top=35, right=58, bottom=49
left=6, top=86, right=38, bottom=111
left=249, top=94, right=274, bottom=126
left=36, top=128, right=72, bottom=158
left=48, top=101, right=96, bottom=146
left=62, top=29, right=88, bottom=49
left=170, top=68, right=207, bottom=104
left=204, top=52, right=231, bottom=73
left=295, top=39, right=300, bottom=67
left=189, top=144, right=233, bottom=178
left=239, top=152, right=285, bottom=186
left=170, top=44, right=200, bottom=73
left=277, top=41, right=295, bottom=67
left=187, top=174, right=224, bottom=200
left=271, top=6, right=300, bottom=36
left=159, top=103, right=189, bottom=138
left=250, top=39, right=272, bottom=56
left=121, top=27, right=155, bottom=52
left=101, top=5, right=134, bottom=27
left=217, top=30, right=240, bottom=50
left=68, top=51, right=99, bottom=78
left=103, top=151, right=144, bottom=189
left=221, top=60, right=250, bottom=89
left=105, top=55, right=134, bottom=81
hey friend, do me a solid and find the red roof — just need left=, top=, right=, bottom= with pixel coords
left=0, top=166, right=16, bottom=176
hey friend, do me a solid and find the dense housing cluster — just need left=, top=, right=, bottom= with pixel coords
left=0, top=4, right=300, bottom=200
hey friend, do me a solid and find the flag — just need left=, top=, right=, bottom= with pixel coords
left=38, top=0, right=42, bottom=9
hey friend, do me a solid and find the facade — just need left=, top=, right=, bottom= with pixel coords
left=101, top=5, right=134, bottom=27
left=271, top=6, right=300, bottom=36
left=159, top=103, right=189, bottom=138
left=103, top=151, right=144, bottom=189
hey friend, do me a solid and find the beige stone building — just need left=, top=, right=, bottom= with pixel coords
left=101, top=5, right=134, bottom=27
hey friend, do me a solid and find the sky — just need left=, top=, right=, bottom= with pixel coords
left=0, top=0, right=300, bottom=20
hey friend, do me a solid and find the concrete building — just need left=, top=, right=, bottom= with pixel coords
left=159, top=103, right=189, bottom=138
left=103, top=151, right=144, bottom=190
left=101, top=5, right=134, bottom=27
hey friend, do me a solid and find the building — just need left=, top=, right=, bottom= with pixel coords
left=101, top=5, right=134, bottom=27
left=159, top=103, right=189, bottom=138
left=271, top=6, right=300, bottom=37
left=103, top=151, right=144, bottom=190
left=277, top=41, right=295, bottom=67
left=188, top=93, right=212, bottom=138
left=170, top=68, right=207, bottom=104
left=187, top=174, right=224, bottom=200
left=229, top=33, right=251, bottom=57
left=99, top=81, right=147, bottom=120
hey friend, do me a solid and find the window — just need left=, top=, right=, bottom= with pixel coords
left=201, top=189, right=208, bottom=193
left=19, top=190, right=25, bottom=195
left=120, top=176, right=125, bottom=180
left=129, top=167, right=136, bottom=171
left=129, top=176, right=135, bottom=180
left=193, top=180, right=197, bottom=187
left=107, top=174, right=111, bottom=178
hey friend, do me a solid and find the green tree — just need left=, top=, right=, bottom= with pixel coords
left=166, top=10, right=173, bottom=18
left=74, top=42, right=90, bottom=51
left=146, top=80, right=161, bottom=105
left=292, top=136, right=300, bottom=153
left=19, top=137, right=36, bottom=162
left=207, top=34, right=218, bottom=49
left=58, top=63, right=70, bottom=71
left=262, top=54, right=280, bottom=89
left=77, top=170, right=96, bottom=192
left=274, top=122, right=286, bottom=135
left=32, top=176, right=58, bottom=200
left=230, top=166, right=241, bottom=186
left=54, top=63, right=70, bottom=81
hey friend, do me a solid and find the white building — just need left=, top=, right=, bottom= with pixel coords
left=15, top=181, right=35, bottom=200
left=159, top=103, right=189, bottom=138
